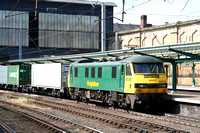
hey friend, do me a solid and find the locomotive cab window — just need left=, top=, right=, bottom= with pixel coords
left=112, top=67, right=116, bottom=78
left=91, top=67, right=95, bottom=78
left=126, top=64, right=132, bottom=76
left=98, top=67, right=102, bottom=78
left=85, top=68, right=89, bottom=78
left=133, top=63, right=164, bottom=73
left=75, top=67, right=78, bottom=77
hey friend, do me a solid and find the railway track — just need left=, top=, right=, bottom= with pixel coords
left=0, top=105, right=65, bottom=133
left=3, top=93, right=190, bottom=133
left=0, top=120, right=15, bottom=133
left=0, top=99, right=154, bottom=133
left=165, top=113, right=200, bottom=125
left=0, top=100, right=102, bottom=133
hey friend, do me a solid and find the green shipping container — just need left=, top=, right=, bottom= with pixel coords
left=8, top=65, right=31, bottom=86
left=8, top=65, right=19, bottom=85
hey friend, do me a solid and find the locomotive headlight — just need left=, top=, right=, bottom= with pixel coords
left=139, top=84, right=144, bottom=88
left=159, top=84, right=167, bottom=88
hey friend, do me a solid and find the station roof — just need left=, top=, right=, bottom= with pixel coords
left=23, top=0, right=117, bottom=7
left=3, top=41, right=200, bottom=65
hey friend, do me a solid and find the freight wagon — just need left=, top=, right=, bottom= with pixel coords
left=0, top=65, right=8, bottom=88
left=0, top=65, right=31, bottom=91
left=30, top=63, right=69, bottom=97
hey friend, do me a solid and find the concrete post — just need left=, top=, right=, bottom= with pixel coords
left=101, top=2, right=106, bottom=52
left=19, top=27, right=22, bottom=59
left=115, top=32, right=119, bottom=50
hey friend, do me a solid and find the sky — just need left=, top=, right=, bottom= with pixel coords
left=97, top=0, right=200, bottom=26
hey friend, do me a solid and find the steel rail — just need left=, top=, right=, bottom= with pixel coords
left=0, top=120, right=16, bottom=133
left=16, top=95, right=188, bottom=133
left=165, top=113, right=200, bottom=125
left=32, top=101, right=154, bottom=133
left=0, top=100, right=102, bottom=133
left=2, top=93, right=190, bottom=133
left=0, top=105, right=66, bottom=133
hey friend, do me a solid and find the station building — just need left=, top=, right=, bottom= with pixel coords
left=0, top=0, right=115, bottom=60
left=116, top=15, right=200, bottom=86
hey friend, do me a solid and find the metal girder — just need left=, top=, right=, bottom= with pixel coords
left=61, top=58, right=73, bottom=62
left=107, top=53, right=117, bottom=57
left=47, top=60, right=62, bottom=63
left=31, top=60, right=44, bottom=64
left=175, top=58, right=200, bottom=63
left=82, top=56, right=99, bottom=61
left=168, top=48, right=200, bottom=59
left=3, top=41, right=200, bottom=65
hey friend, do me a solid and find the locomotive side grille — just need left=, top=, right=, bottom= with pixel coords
left=135, top=83, right=167, bottom=88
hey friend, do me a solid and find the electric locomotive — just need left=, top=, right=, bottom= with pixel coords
left=68, top=56, right=168, bottom=109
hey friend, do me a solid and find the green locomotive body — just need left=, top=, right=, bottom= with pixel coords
left=68, top=56, right=168, bottom=109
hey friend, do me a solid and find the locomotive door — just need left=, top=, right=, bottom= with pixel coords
left=124, top=63, right=134, bottom=93
left=70, top=67, right=73, bottom=86
left=119, top=65, right=125, bottom=89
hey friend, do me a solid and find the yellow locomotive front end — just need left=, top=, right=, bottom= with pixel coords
left=122, top=56, right=168, bottom=110
left=124, top=63, right=167, bottom=94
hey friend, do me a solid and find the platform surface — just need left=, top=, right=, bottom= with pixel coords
left=167, top=85, right=200, bottom=104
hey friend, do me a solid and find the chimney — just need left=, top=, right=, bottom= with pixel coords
left=141, top=15, right=147, bottom=28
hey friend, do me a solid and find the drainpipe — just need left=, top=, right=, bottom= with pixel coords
left=176, top=22, right=179, bottom=43
left=142, top=37, right=147, bottom=47
left=162, top=34, right=168, bottom=45
left=180, top=31, right=185, bottom=43
left=128, top=38, right=132, bottom=48
left=139, top=30, right=141, bottom=47
left=152, top=35, right=156, bottom=46
left=191, top=30, right=197, bottom=42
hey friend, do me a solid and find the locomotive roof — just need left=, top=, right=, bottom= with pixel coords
left=71, top=56, right=163, bottom=66
left=120, top=56, right=163, bottom=63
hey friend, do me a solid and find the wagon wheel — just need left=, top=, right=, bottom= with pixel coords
left=56, top=90, right=61, bottom=98
left=52, top=90, right=56, bottom=97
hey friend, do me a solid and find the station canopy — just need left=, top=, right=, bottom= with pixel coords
left=3, top=41, right=200, bottom=65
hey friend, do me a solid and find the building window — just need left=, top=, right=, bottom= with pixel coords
left=75, top=68, right=78, bottom=77
left=91, top=67, right=95, bottom=78
left=0, top=10, right=29, bottom=47
left=126, top=64, right=132, bottom=76
left=112, top=67, right=116, bottom=78
left=98, top=67, right=102, bottom=78
left=39, top=13, right=99, bottom=49
left=85, top=67, right=89, bottom=78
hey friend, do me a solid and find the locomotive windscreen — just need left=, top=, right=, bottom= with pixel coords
left=133, top=63, right=164, bottom=73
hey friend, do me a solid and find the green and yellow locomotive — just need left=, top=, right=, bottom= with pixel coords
left=68, top=56, right=168, bottom=109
